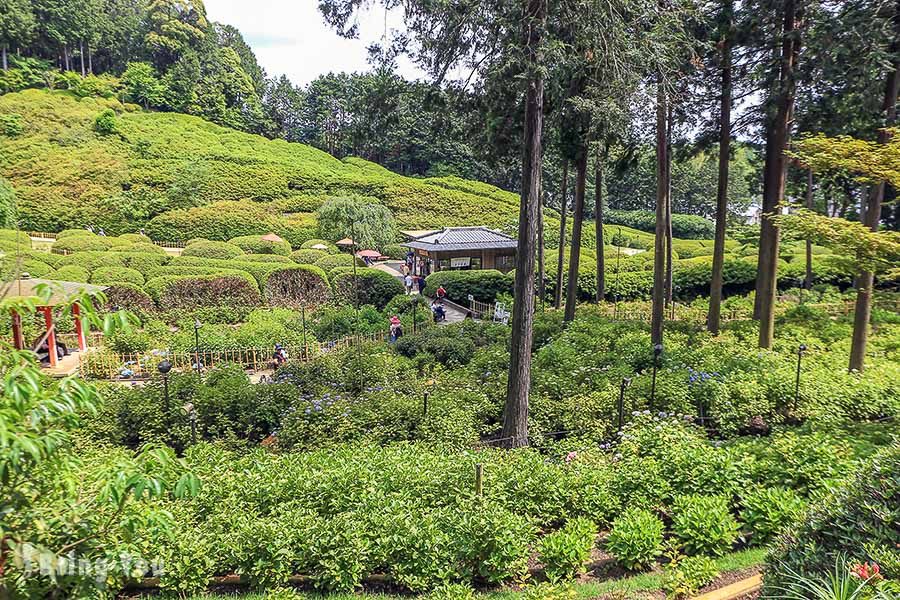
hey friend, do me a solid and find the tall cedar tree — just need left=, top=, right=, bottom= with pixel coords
left=707, top=0, right=734, bottom=335
left=755, top=0, right=800, bottom=349
left=554, top=160, right=568, bottom=309
left=564, top=151, right=587, bottom=321
left=651, top=84, right=669, bottom=346
left=849, top=0, right=900, bottom=372
left=595, top=143, right=606, bottom=302
left=502, top=0, right=546, bottom=448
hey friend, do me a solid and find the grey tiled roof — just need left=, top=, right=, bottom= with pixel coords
left=402, top=227, right=518, bottom=252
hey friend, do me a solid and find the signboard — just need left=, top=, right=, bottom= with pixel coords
left=450, top=257, right=471, bottom=268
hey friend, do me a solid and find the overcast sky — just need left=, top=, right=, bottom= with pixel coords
left=205, top=0, right=424, bottom=85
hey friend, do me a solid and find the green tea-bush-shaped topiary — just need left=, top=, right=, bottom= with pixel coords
left=240, top=253, right=294, bottom=264
left=228, top=234, right=292, bottom=256
left=331, top=267, right=405, bottom=309
left=290, top=249, right=328, bottom=264
left=182, top=240, right=245, bottom=260
left=605, top=508, right=664, bottom=570
left=315, top=253, right=364, bottom=274
left=300, top=238, right=339, bottom=253
left=51, top=265, right=91, bottom=282
left=108, top=242, right=167, bottom=255
left=91, top=266, right=145, bottom=286
left=538, top=517, right=596, bottom=582
left=262, top=265, right=331, bottom=308
left=671, top=494, right=740, bottom=556
left=53, top=235, right=112, bottom=253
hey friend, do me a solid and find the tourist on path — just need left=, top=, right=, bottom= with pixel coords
left=404, top=274, right=414, bottom=294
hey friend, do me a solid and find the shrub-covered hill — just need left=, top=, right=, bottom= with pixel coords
left=0, top=89, right=522, bottom=235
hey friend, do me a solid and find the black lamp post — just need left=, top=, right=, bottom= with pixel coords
left=794, top=344, right=807, bottom=413
left=617, top=377, right=632, bottom=429
left=183, top=402, right=197, bottom=446
left=650, top=343, right=663, bottom=408
left=158, top=359, right=172, bottom=415
left=193, top=319, right=202, bottom=379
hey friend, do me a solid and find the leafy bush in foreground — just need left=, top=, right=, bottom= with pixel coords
left=671, top=494, right=740, bottom=556
left=538, top=517, right=596, bottom=582
left=740, top=487, right=806, bottom=546
left=331, top=267, right=405, bottom=309
left=606, top=508, right=664, bottom=570
left=424, top=269, right=513, bottom=304
left=764, top=443, right=900, bottom=592
left=229, top=234, right=292, bottom=256
left=182, top=240, right=246, bottom=259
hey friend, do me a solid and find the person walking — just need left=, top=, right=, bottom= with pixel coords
left=436, top=285, right=447, bottom=301
left=389, top=316, right=403, bottom=342
left=404, top=273, right=414, bottom=295
left=417, top=275, right=426, bottom=295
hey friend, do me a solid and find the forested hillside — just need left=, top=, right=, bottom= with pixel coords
left=0, top=89, right=522, bottom=236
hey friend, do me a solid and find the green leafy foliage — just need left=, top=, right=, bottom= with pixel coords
left=607, top=209, right=715, bottom=239
left=740, top=487, right=806, bottom=546
left=424, top=270, right=513, bottom=304
left=229, top=234, right=292, bottom=255
left=663, top=552, right=720, bottom=598
left=671, top=495, right=741, bottom=556
left=182, top=240, right=246, bottom=259
left=538, top=517, right=596, bottom=582
left=331, top=267, right=405, bottom=309
left=606, top=508, right=665, bottom=570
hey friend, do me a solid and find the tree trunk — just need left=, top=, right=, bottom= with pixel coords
left=664, top=105, right=674, bottom=307
left=708, top=12, right=733, bottom=335
left=595, top=144, right=606, bottom=302
left=63, top=44, right=70, bottom=71
left=651, top=85, right=668, bottom=346
left=756, top=0, right=799, bottom=349
left=849, top=0, right=899, bottom=372
left=538, top=184, right=546, bottom=307
left=501, top=0, right=546, bottom=449
left=554, top=159, right=569, bottom=309
left=2, top=45, right=7, bottom=71
left=804, top=169, right=814, bottom=290
left=88, top=46, right=93, bottom=74
left=80, top=40, right=86, bottom=77
left=564, top=150, right=587, bottom=321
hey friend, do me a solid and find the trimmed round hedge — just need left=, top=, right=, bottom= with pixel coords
left=53, top=235, right=112, bottom=253
left=91, top=266, right=145, bottom=286
left=182, top=240, right=246, bottom=260
left=300, top=238, right=339, bottom=254
left=108, top=242, right=168, bottom=255
left=315, top=253, right=364, bottom=274
left=62, top=251, right=125, bottom=271
left=290, top=249, right=328, bottom=265
left=331, top=267, right=405, bottom=309
left=241, top=254, right=294, bottom=264
left=228, top=235, right=292, bottom=256
left=117, top=233, right=153, bottom=244
left=145, top=275, right=262, bottom=309
left=56, top=228, right=98, bottom=240
left=262, top=265, right=331, bottom=308
left=51, top=265, right=91, bottom=282
left=606, top=210, right=716, bottom=240
left=102, top=282, right=156, bottom=315
left=424, top=270, right=513, bottom=304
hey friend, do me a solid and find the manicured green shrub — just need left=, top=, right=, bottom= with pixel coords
left=234, top=253, right=292, bottom=264
left=228, top=234, right=292, bottom=256
left=53, top=235, right=112, bottom=253
left=538, top=517, right=596, bottom=582
left=117, top=233, right=152, bottom=244
left=764, top=443, right=900, bottom=591
left=93, top=108, right=117, bottom=134
left=182, top=240, right=245, bottom=259
left=663, top=554, right=720, bottom=597
left=145, top=275, right=262, bottom=308
left=671, top=494, right=740, bottom=556
left=145, top=201, right=287, bottom=242
left=605, top=508, right=664, bottom=570
left=102, top=282, right=156, bottom=315
left=424, top=270, right=513, bottom=303
left=331, top=267, right=405, bottom=309
left=91, top=266, right=145, bottom=286
left=56, top=228, right=97, bottom=239
left=606, top=210, right=715, bottom=239
left=290, top=249, right=328, bottom=264
left=62, top=251, right=125, bottom=271
left=300, top=238, right=339, bottom=253
left=262, top=265, right=331, bottom=308
left=740, top=487, right=806, bottom=546
left=315, top=253, right=364, bottom=273
left=1, top=256, right=54, bottom=278
left=394, top=327, right=478, bottom=366
left=50, top=265, right=90, bottom=282
left=146, top=265, right=258, bottom=290
left=107, top=241, right=167, bottom=255
left=118, top=251, right=169, bottom=274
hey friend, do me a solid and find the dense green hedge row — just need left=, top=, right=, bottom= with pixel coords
left=606, top=210, right=716, bottom=239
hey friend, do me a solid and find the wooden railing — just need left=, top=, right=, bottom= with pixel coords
left=77, top=325, right=431, bottom=380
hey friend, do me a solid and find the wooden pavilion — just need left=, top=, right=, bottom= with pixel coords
left=401, top=227, right=517, bottom=275
left=4, top=278, right=105, bottom=372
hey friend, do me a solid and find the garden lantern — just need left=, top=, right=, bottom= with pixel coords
left=158, top=359, right=172, bottom=414
left=650, top=343, right=663, bottom=408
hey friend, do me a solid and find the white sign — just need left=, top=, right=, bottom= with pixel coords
left=450, top=257, right=471, bottom=268
left=467, top=294, right=474, bottom=302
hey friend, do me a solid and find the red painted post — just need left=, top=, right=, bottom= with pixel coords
left=42, top=306, right=57, bottom=367
left=10, top=310, right=24, bottom=350
left=72, top=303, right=86, bottom=352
